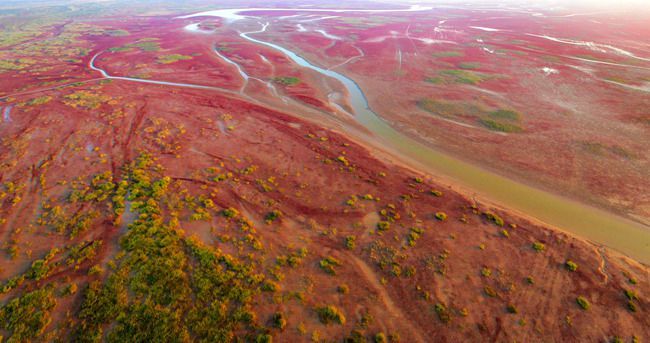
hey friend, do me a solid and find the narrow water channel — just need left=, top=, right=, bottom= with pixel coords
left=235, top=21, right=650, bottom=263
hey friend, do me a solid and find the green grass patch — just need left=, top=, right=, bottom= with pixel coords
left=432, top=50, right=464, bottom=58
left=458, top=62, right=480, bottom=70
left=106, top=29, right=130, bottom=37
left=438, top=69, right=487, bottom=85
left=109, top=39, right=160, bottom=52
left=157, top=54, right=192, bottom=64
left=478, top=118, right=523, bottom=133
left=273, top=76, right=301, bottom=86
left=488, top=109, right=520, bottom=121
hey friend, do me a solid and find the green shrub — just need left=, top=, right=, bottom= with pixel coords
left=576, top=296, right=590, bottom=310
left=377, top=221, right=390, bottom=231
left=506, top=304, right=518, bottom=314
left=435, top=212, right=447, bottom=221
left=265, top=210, right=282, bottom=224
left=565, top=260, right=578, bottom=272
left=319, top=256, right=341, bottom=275
left=483, top=211, right=504, bottom=226
left=256, top=333, right=272, bottom=343
left=345, top=236, right=356, bottom=250
left=222, top=207, right=239, bottom=218
left=315, top=305, right=346, bottom=325
left=624, top=289, right=638, bottom=301
left=346, top=329, right=366, bottom=343
left=374, top=332, right=387, bottom=343
left=271, top=312, right=287, bottom=330
left=337, top=284, right=349, bottom=294
left=430, top=190, right=443, bottom=197
left=434, top=303, right=451, bottom=323
left=628, top=301, right=637, bottom=312
left=532, top=242, right=545, bottom=252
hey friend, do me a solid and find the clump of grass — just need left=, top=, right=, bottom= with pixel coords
left=624, top=289, right=638, bottom=301
left=222, top=207, right=239, bottom=218
left=271, top=312, right=287, bottom=330
left=434, top=303, right=451, bottom=323
left=344, top=235, right=356, bottom=250
left=576, top=296, right=590, bottom=310
left=506, top=304, right=518, bottom=314
left=319, top=256, right=341, bottom=275
left=532, top=242, right=545, bottom=252
left=483, top=211, right=504, bottom=226
left=337, top=284, right=349, bottom=294
left=315, top=305, right=346, bottom=325
left=377, top=221, right=391, bottom=231
left=264, top=210, right=282, bottom=224
left=435, top=212, right=447, bottom=221
left=430, top=190, right=443, bottom=197
left=565, top=260, right=578, bottom=272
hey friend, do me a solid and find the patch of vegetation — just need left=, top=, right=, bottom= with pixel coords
left=271, top=312, right=287, bottom=330
left=337, top=284, right=349, bottom=294
left=63, top=90, right=111, bottom=110
left=105, top=29, right=130, bottom=36
left=0, top=286, right=56, bottom=342
left=576, top=296, right=590, bottom=310
left=478, top=118, right=523, bottom=133
left=489, top=109, right=520, bottom=121
left=432, top=50, right=463, bottom=58
left=565, top=260, right=578, bottom=272
left=320, top=256, right=342, bottom=275
left=25, top=95, right=52, bottom=106
left=71, top=154, right=265, bottom=341
left=483, top=211, right=504, bottom=226
left=407, top=227, right=424, bottom=246
left=264, top=210, right=282, bottom=224
left=532, top=242, right=546, bottom=252
left=438, top=69, right=486, bottom=84
left=345, top=235, right=356, bottom=250
left=109, top=39, right=161, bottom=52
left=435, top=212, right=447, bottom=221
left=157, top=54, right=192, bottom=64
left=377, top=221, right=391, bottom=231
left=273, top=76, right=301, bottom=86
left=577, top=141, right=634, bottom=159
left=315, top=305, right=346, bottom=325
left=434, top=303, right=451, bottom=323
left=430, top=190, right=443, bottom=197
left=458, top=62, right=480, bottom=69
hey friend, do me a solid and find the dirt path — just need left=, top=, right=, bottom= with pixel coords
left=348, top=254, right=426, bottom=343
